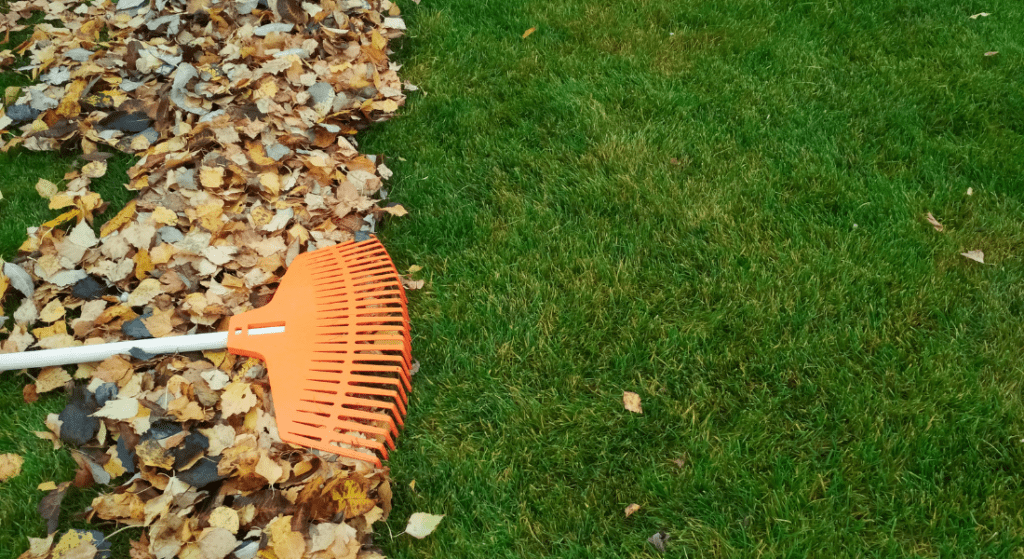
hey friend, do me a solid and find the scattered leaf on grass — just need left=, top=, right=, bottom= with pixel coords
left=35, top=178, right=58, bottom=199
left=402, top=277, right=425, bottom=290
left=648, top=531, right=670, bottom=553
left=970, top=12, right=991, bottom=19
left=405, top=512, right=445, bottom=539
left=967, top=187, right=974, bottom=196
left=24, top=384, right=39, bottom=403
left=925, top=213, right=943, bottom=232
left=38, top=481, right=71, bottom=534
left=961, top=250, right=985, bottom=264
left=625, top=503, right=641, bottom=517
left=623, top=391, right=643, bottom=414
left=522, top=27, right=536, bottom=39
left=985, top=51, right=998, bottom=56
left=0, top=453, right=24, bottom=481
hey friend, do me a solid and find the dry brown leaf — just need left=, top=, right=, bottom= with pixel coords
left=94, top=355, right=133, bottom=384
left=36, top=367, right=72, bottom=393
left=522, top=27, right=536, bottom=39
left=925, top=213, right=943, bottom=232
left=625, top=503, right=641, bottom=517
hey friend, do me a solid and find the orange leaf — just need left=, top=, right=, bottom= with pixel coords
left=522, top=27, right=536, bottom=39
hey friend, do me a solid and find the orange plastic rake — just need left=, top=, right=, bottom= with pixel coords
left=0, top=237, right=412, bottom=466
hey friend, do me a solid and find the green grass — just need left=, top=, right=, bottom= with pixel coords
left=6, top=0, right=1024, bottom=557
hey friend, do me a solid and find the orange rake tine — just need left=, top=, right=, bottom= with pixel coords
left=0, top=235, right=413, bottom=467
left=227, top=236, right=413, bottom=465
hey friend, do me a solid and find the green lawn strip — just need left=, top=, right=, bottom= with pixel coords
left=358, top=0, right=1024, bottom=557
left=2, top=0, right=1024, bottom=557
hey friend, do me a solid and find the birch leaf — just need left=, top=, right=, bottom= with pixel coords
left=405, top=512, right=444, bottom=539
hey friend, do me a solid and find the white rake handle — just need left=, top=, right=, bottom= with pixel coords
left=0, top=332, right=230, bottom=372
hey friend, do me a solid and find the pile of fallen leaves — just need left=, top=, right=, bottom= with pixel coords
left=0, top=0, right=416, bottom=556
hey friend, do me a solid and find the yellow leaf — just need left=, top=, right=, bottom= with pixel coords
left=39, top=300, right=65, bottom=322
left=134, top=248, right=154, bottom=280
left=372, top=99, right=399, bottom=112
left=248, top=143, right=276, bottom=166
left=56, top=79, right=87, bottom=119
left=49, top=192, right=76, bottom=210
left=32, top=321, right=67, bottom=340
left=330, top=478, right=376, bottom=519
left=259, top=172, right=282, bottom=195
left=100, top=200, right=137, bottom=237
left=250, top=205, right=274, bottom=229
left=200, top=166, right=225, bottom=189
left=221, top=381, right=257, bottom=417
left=522, top=27, right=536, bottom=39
left=268, top=516, right=305, bottom=559
left=127, top=278, right=162, bottom=307
left=209, top=506, right=240, bottom=534
left=42, top=209, right=81, bottom=229
left=151, top=206, right=178, bottom=226
left=82, top=160, right=107, bottom=179
left=371, top=29, right=386, bottom=51
left=103, top=449, right=127, bottom=478
left=77, top=191, right=103, bottom=214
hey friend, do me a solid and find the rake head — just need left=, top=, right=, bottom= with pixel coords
left=227, top=237, right=412, bottom=466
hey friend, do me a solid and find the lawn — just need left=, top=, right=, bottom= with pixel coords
left=5, top=0, right=1024, bottom=558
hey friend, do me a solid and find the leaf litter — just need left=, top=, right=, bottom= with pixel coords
left=0, top=0, right=414, bottom=556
